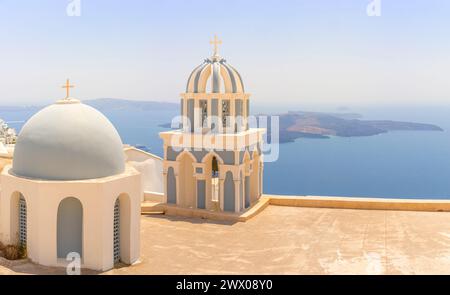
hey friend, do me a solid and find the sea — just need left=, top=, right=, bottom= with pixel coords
left=2, top=103, right=450, bottom=200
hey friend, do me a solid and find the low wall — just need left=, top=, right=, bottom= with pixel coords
left=144, top=191, right=165, bottom=203
left=266, top=195, right=450, bottom=212
left=140, top=195, right=450, bottom=223
left=142, top=197, right=270, bottom=223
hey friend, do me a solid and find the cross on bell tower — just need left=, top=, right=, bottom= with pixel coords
left=210, top=34, right=222, bottom=57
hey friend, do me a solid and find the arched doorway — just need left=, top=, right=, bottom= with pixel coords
left=167, top=167, right=177, bottom=204
left=57, top=197, right=83, bottom=259
left=177, top=152, right=196, bottom=208
left=224, top=171, right=235, bottom=212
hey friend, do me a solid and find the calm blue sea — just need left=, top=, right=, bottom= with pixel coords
left=2, top=104, right=450, bottom=199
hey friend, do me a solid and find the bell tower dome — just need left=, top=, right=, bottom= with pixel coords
left=181, top=35, right=250, bottom=134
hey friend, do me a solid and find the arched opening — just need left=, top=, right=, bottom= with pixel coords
left=245, top=173, right=251, bottom=208
left=113, top=194, right=132, bottom=264
left=224, top=171, right=235, bottom=212
left=250, top=152, right=261, bottom=204
left=239, top=171, right=244, bottom=211
left=243, top=152, right=251, bottom=209
left=211, top=156, right=219, bottom=202
left=167, top=167, right=177, bottom=204
left=10, top=192, right=27, bottom=247
left=178, top=152, right=196, bottom=208
left=57, top=197, right=83, bottom=259
left=202, top=153, right=223, bottom=211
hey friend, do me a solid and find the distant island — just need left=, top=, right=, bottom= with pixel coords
left=0, top=99, right=443, bottom=144
left=270, top=111, right=443, bottom=143
left=160, top=110, right=443, bottom=143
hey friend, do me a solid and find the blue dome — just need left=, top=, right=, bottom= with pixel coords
left=186, top=56, right=245, bottom=94
left=12, top=99, right=125, bottom=181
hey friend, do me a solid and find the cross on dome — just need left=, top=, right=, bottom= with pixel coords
left=62, top=79, right=75, bottom=99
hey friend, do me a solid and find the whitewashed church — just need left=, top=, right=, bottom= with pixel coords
left=0, top=37, right=265, bottom=271
left=0, top=90, right=152, bottom=271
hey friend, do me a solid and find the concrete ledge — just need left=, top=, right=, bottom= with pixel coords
left=141, top=194, right=450, bottom=223
left=237, top=197, right=270, bottom=221
left=144, top=191, right=164, bottom=203
left=141, top=197, right=270, bottom=222
left=266, top=194, right=450, bottom=212
left=141, top=201, right=166, bottom=214
left=0, top=257, right=29, bottom=268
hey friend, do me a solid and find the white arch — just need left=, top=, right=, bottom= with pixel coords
left=57, top=197, right=83, bottom=259
left=197, top=64, right=212, bottom=93
left=251, top=148, right=259, bottom=159
left=177, top=150, right=196, bottom=208
left=243, top=150, right=251, bottom=162
left=220, top=65, right=234, bottom=93
left=201, top=151, right=225, bottom=165
left=175, top=149, right=197, bottom=163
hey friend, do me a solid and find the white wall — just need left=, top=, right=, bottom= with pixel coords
left=0, top=164, right=141, bottom=271
left=124, top=147, right=163, bottom=195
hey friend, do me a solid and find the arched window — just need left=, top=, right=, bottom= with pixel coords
left=211, top=156, right=219, bottom=202
left=19, top=195, right=27, bottom=248
left=212, top=156, right=219, bottom=176
left=200, top=99, right=208, bottom=128
left=222, top=100, right=230, bottom=129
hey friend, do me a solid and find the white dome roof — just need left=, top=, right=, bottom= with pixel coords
left=186, top=56, right=245, bottom=94
left=12, top=99, right=125, bottom=181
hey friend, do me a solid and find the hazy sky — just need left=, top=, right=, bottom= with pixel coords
left=0, top=0, right=449, bottom=108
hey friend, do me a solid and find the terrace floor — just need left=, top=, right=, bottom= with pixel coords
left=3, top=205, right=450, bottom=275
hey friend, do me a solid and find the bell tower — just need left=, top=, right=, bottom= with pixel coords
left=160, top=36, right=265, bottom=213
